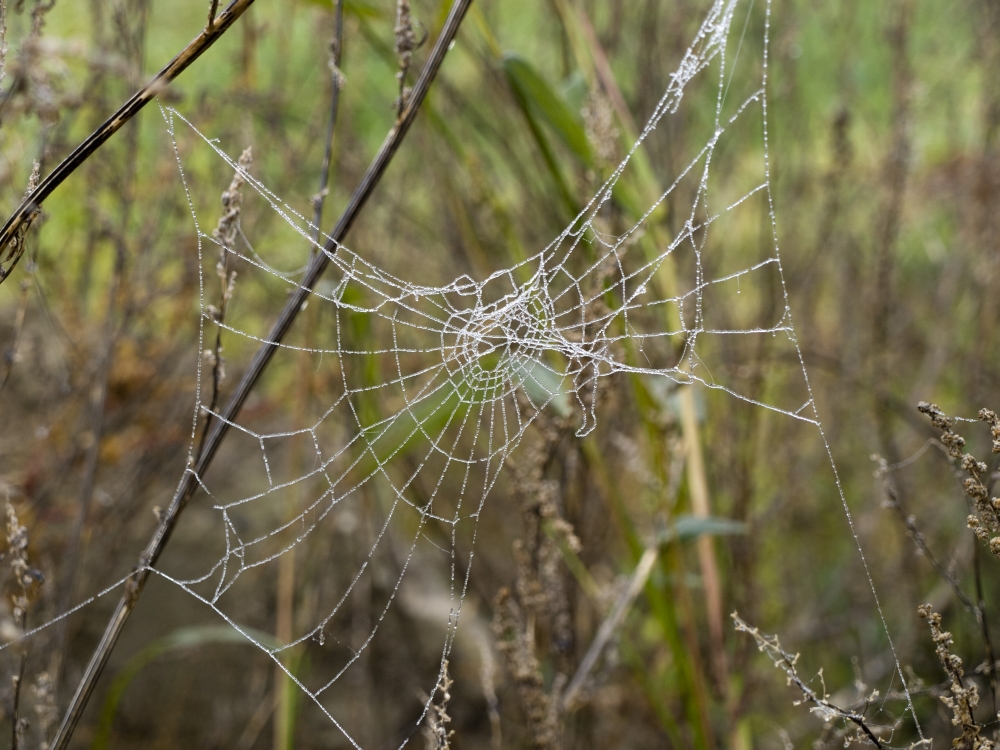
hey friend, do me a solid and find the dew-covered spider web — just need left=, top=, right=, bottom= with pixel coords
left=9, top=0, right=924, bottom=746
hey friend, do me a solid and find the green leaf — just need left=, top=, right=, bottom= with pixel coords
left=669, top=515, right=747, bottom=542
left=502, top=54, right=594, bottom=168
left=503, top=64, right=578, bottom=216
left=512, top=357, right=571, bottom=417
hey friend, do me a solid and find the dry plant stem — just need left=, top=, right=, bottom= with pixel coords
left=199, top=146, right=251, bottom=453
left=919, top=604, right=995, bottom=750
left=878, top=447, right=999, bottom=733
left=46, top=2, right=474, bottom=747
left=424, top=661, right=455, bottom=749
left=972, top=538, right=1000, bottom=741
left=6, top=504, right=38, bottom=750
left=920, top=400, right=1000, bottom=726
left=562, top=545, right=658, bottom=710
left=732, top=614, right=885, bottom=749
left=918, top=403, right=1000, bottom=555
left=393, top=0, right=417, bottom=114
left=54, top=250, right=124, bottom=664
left=311, top=0, right=345, bottom=245
left=0, top=0, right=257, bottom=284
left=566, top=1, right=636, bottom=139
left=0, top=165, right=40, bottom=393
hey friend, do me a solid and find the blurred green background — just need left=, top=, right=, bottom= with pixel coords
left=2, top=0, right=1000, bottom=748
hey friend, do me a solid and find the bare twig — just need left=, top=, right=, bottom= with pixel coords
left=199, top=146, right=251, bottom=453
left=972, top=538, right=1000, bottom=742
left=733, top=613, right=887, bottom=748
left=45, top=2, right=474, bottom=747
left=917, top=402, right=1000, bottom=737
left=918, top=402, right=1000, bottom=556
left=0, top=0, right=257, bottom=285
left=423, top=661, right=455, bottom=749
left=310, top=0, right=346, bottom=246
left=5, top=504, right=42, bottom=750
left=919, top=604, right=995, bottom=750
left=878, top=444, right=1000, bottom=733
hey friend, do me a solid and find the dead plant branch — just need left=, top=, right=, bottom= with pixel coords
left=0, top=0, right=257, bottom=284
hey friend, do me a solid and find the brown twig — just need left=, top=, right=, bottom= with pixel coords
left=918, top=403, right=1000, bottom=556
left=918, top=402, right=1000, bottom=737
left=733, top=613, right=887, bottom=749
left=0, top=0, right=257, bottom=285
left=45, top=2, right=474, bottom=747
left=198, top=146, right=251, bottom=454
left=878, top=444, right=1000, bottom=735
left=919, top=604, right=995, bottom=750
left=392, top=0, right=425, bottom=116
left=5, top=503, right=42, bottom=750
left=310, top=0, right=346, bottom=247
left=972, top=538, right=1000, bottom=742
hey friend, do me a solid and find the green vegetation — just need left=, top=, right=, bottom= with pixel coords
left=2, top=0, right=1000, bottom=748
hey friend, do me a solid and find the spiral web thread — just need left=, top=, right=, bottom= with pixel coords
left=10, top=0, right=924, bottom=746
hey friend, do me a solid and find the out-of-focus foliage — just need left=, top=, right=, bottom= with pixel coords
left=2, top=0, right=1000, bottom=748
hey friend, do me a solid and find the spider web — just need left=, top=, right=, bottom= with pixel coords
left=8, top=0, right=923, bottom=746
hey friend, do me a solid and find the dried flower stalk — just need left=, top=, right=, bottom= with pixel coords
left=918, top=402, right=1000, bottom=557
left=424, top=661, right=455, bottom=750
left=4, top=503, right=45, bottom=750
left=201, top=147, right=251, bottom=447
left=393, top=0, right=423, bottom=113
left=918, top=604, right=995, bottom=750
